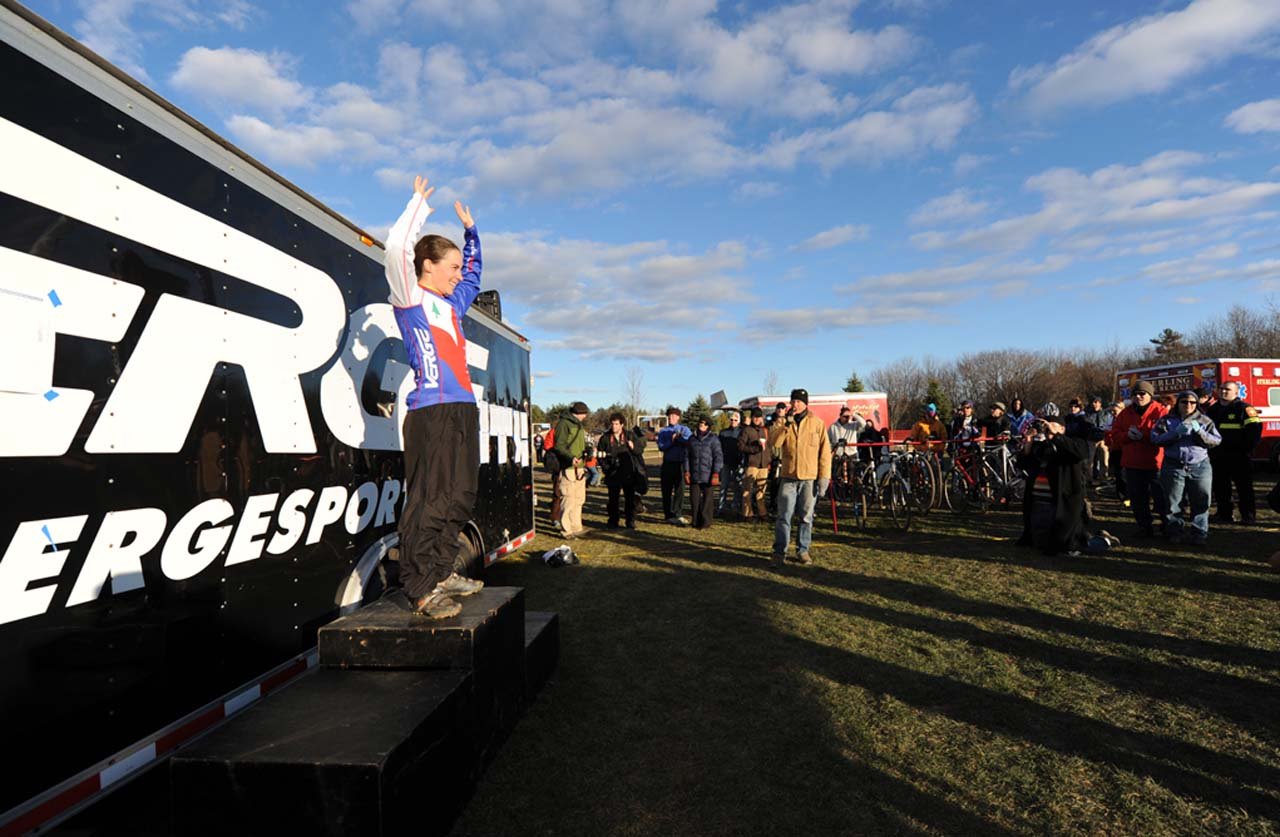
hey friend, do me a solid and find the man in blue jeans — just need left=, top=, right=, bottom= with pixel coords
left=1151, top=390, right=1221, bottom=545
left=767, top=389, right=832, bottom=565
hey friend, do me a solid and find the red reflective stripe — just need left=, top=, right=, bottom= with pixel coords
left=155, top=708, right=225, bottom=755
left=0, top=776, right=99, bottom=837
left=261, top=659, right=308, bottom=694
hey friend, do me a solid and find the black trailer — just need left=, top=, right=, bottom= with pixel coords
left=0, top=3, right=534, bottom=832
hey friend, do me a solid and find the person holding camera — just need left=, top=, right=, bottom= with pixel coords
left=598, top=412, right=647, bottom=530
left=657, top=406, right=694, bottom=525
left=1016, top=414, right=1109, bottom=555
left=685, top=417, right=724, bottom=530
left=1151, top=390, right=1221, bottom=544
left=1108, top=381, right=1168, bottom=537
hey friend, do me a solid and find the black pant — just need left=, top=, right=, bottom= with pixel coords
left=660, top=460, right=684, bottom=519
left=1211, top=450, right=1255, bottom=520
left=399, top=403, right=479, bottom=599
left=690, top=482, right=715, bottom=529
left=1124, top=467, right=1165, bottom=532
left=607, top=482, right=636, bottom=527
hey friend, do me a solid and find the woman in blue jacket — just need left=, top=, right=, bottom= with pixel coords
left=1151, top=390, right=1221, bottom=545
left=685, top=417, right=724, bottom=530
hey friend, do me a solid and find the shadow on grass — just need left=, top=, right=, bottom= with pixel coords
left=456, top=468, right=1279, bottom=834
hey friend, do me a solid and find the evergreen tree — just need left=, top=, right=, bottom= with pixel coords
left=684, top=394, right=713, bottom=428
left=922, top=379, right=952, bottom=422
left=843, top=371, right=866, bottom=393
left=1149, top=327, right=1187, bottom=358
left=530, top=404, right=547, bottom=424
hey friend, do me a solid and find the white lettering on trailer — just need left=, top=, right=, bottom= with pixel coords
left=66, top=507, right=166, bottom=606
left=267, top=489, right=314, bottom=556
left=344, top=482, right=379, bottom=535
left=305, top=486, right=349, bottom=546
left=0, top=480, right=405, bottom=626
left=160, top=499, right=235, bottom=581
left=224, top=494, right=279, bottom=567
left=0, top=249, right=143, bottom=457
left=0, top=515, right=88, bottom=626
left=374, top=480, right=401, bottom=527
left=318, top=303, right=413, bottom=451
left=0, top=116, right=346, bottom=455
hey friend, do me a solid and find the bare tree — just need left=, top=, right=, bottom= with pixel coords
left=763, top=369, right=779, bottom=396
left=624, top=366, right=644, bottom=427
left=868, top=357, right=925, bottom=429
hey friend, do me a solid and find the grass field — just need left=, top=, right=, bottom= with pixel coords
left=452, top=457, right=1280, bottom=836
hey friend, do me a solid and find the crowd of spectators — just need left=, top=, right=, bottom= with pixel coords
left=538, top=379, right=1270, bottom=565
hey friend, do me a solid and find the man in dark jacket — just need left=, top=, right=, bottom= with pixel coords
left=738, top=408, right=771, bottom=521
left=718, top=411, right=744, bottom=516
left=1206, top=380, right=1262, bottom=525
left=656, top=406, right=693, bottom=525
left=598, top=411, right=646, bottom=529
left=1017, top=416, right=1111, bottom=556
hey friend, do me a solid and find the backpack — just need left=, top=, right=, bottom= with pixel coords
left=542, top=427, right=556, bottom=451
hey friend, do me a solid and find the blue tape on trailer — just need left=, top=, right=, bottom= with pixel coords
left=41, top=524, right=59, bottom=553
left=44, top=390, right=59, bottom=401
left=48, top=289, right=62, bottom=307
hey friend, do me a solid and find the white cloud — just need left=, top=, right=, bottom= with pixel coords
left=1015, top=0, right=1280, bottom=114
left=467, top=100, right=742, bottom=195
left=1175, top=297, right=1201, bottom=304
left=737, top=181, right=782, bottom=199
left=850, top=253, right=1073, bottom=291
left=914, top=150, right=1280, bottom=253
left=953, top=153, right=992, bottom=176
left=793, top=224, right=871, bottom=252
left=759, top=83, right=979, bottom=169
left=464, top=231, right=749, bottom=362
left=225, top=115, right=384, bottom=167
left=909, top=189, right=989, bottom=226
left=171, top=47, right=309, bottom=118
left=1225, top=98, right=1280, bottom=133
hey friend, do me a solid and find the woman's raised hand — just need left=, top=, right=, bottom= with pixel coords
left=454, top=201, right=474, bottom=228
left=413, top=176, right=434, bottom=201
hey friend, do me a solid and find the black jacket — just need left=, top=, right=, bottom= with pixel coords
left=598, top=428, right=647, bottom=489
left=1018, top=434, right=1090, bottom=555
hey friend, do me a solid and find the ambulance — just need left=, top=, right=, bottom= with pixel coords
left=1115, top=358, right=1280, bottom=466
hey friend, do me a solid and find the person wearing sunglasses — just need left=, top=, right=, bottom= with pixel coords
left=1107, top=381, right=1168, bottom=537
left=1151, top=390, right=1222, bottom=545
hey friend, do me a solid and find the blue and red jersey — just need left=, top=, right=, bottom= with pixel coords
left=384, top=194, right=482, bottom=411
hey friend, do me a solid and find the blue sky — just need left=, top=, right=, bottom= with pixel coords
left=25, top=0, right=1280, bottom=411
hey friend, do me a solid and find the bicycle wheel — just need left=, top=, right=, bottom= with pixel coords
left=848, top=482, right=869, bottom=531
left=886, top=474, right=912, bottom=531
left=907, top=455, right=934, bottom=515
left=946, top=467, right=970, bottom=514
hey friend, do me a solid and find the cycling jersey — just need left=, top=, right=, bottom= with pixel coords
left=384, top=194, right=482, bottom=411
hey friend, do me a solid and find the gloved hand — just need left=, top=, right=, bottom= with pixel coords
left=711, top=473, right=720, bottom=486
left=816, top=478, right=830, bottom=498
left=1127, top=425, right=1143, bottom=441
left=1182, top=420, right=1198, bottom=436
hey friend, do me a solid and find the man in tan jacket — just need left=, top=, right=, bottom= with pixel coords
left=767, top=388, right=832, bottom=565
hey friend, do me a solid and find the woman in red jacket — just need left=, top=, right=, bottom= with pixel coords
left=1107, top=381, right=1169, bottom=537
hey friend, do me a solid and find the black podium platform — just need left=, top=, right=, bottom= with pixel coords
left=172, top=669, right=472, bottom=837
left=170, top=586, right=557, bottom=837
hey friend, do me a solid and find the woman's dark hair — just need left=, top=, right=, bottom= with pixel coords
left=608, top=412, right=625, bottom=424
left=414, top=234, right=461, bottom=279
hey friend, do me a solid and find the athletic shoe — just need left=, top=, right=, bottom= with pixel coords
left=413, top=591, right=462, bottom=619
left=433, top=573, right=484, bottom=597
left=793, top=550, right=813, bottom=565
left=1097, top=529, right=1121, bottom=549
left=677, top=516, right=690, bottom=526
